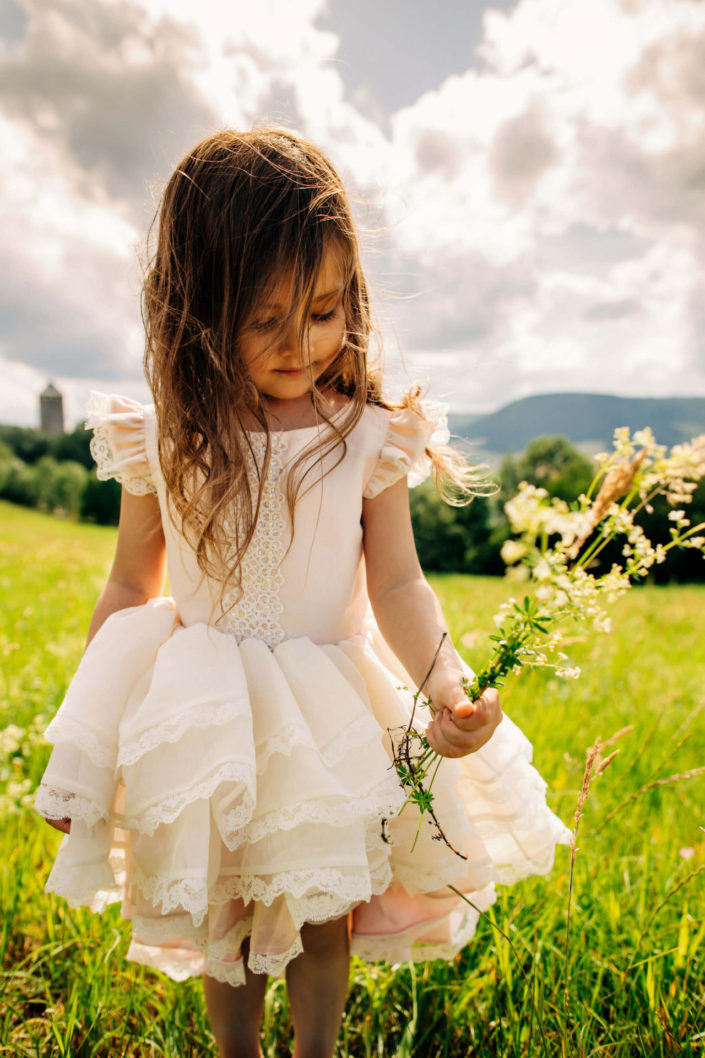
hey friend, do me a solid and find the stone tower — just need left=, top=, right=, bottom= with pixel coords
left=40, top=381, right=65, bottom=435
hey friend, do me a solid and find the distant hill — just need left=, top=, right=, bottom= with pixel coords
left=449, top=393, right=705, bottom=457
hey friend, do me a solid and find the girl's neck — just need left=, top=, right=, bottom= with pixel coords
left=249, top=390, right=349, bottom=433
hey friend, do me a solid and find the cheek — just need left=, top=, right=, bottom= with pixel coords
left=317, top=320, right=346, bottom=357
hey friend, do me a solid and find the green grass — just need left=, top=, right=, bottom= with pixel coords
left=1, top=500, right=704, bottom=1056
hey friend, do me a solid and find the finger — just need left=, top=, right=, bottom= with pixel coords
left=450, top=697, right=476, bottom=720
left=452, top=689, right=501, bottom=730
left=427, top=713, right=486, bottom=757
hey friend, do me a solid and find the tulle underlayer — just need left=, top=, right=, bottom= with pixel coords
left=35, top=598, right=571, bottom=986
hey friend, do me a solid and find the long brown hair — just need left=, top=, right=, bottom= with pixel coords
left=142, top=127, right=487, bottom=617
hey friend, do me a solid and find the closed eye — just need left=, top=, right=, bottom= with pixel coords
left=250, top=305, right=340, bottom=331
left=311, top=309, right=337, bottom=324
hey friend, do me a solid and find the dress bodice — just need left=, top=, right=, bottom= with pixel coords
left=86, top=392, right=449, bottom=647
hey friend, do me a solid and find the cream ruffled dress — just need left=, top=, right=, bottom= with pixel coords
left=34, top=392, right=571, bottom=987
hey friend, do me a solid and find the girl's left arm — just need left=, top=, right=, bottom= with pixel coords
left=363, top=477, right=502, bottom=758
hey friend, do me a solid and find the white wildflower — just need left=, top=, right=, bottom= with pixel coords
left=501, top=539, right=527, bottom=565
left=533, top=558, right=552, bottom=581
left=556, top=666, right=581, bottom=679
left=0, top=725, right=25, bottom=755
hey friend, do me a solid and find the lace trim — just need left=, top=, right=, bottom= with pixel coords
left=42, top=716, right=115, bottom=770
left=34, top=784, right=107, bottom=828
left=128, top=851, right=393, bottom=928
left=210, top=857, right=394, bottom=912
left=249, top=935, right=304, bottom=977
left=216, top=433, right=287, bottom=648
left=128, top=916, right=303, bottom=984
left=44, top=860, right=122, bottom=912
left=255, top=712, right=382, bottom=775
left=118, top=698, right=251, bottom=767
left=124, top=760, right=255, bottom=837
left=201, top=958, right=246, bottom=988
left=130, top=866, right=210, bottom=920
left=86, top=391, right=157, bottom=497
left=126, top=939, right=205, bottom=982
left=128, top=896, right=483, bottom=984
left=235, top=776, right=403, bottom=848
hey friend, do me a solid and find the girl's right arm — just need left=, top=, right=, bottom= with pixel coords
left=86, top=488, right=167, bottom=646
left=45, top=488, right=167, bottom=834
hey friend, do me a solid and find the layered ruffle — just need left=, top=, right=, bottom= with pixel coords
left=35, top=599, right=570, bottom=985
left=363, top=400, right=450, bottom=499
left=85, top=391, right=157, bottom=496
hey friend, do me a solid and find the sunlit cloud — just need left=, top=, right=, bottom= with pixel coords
left=1, top=0, right=704, bottom=425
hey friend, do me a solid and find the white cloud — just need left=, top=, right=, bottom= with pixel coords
left=374, top=0, right=705, bottom=408
left=1, top=0, right=705, bottom=422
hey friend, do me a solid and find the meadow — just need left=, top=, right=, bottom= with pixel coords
left=1, top=499, right=703, bottom=1056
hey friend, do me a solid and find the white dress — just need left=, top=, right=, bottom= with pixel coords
left=34, top=392, right=571, bottom=987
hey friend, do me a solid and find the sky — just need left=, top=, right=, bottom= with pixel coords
left=1, top=0, right=705, bottom=426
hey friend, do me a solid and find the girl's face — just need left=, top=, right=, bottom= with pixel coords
left=240, top=244, right=346, bottom=407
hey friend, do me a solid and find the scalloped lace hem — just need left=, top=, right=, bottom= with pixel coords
left=45, top=863, right=122, bottom=911
left=34, top=784, right=107, bottom=828
left=127, top=856, right=394, bottom=923
left=231, top=779, right=403, bottom=847
left=249, top=935, right=304, bottom=977
left=130, top=868, right=211, bottom=920
left=124, top=761, right=255, bottom=836
left=255, top=712, right=382, bottom=775
left=118, top=698, right=251, bottom=767
left=127, top=927, right=304, bottom=984
left=42, top=716, right=115, bottom=770
left=209, top=857, right=394, bottom=910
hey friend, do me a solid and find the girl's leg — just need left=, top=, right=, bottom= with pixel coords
left=285, top=917, right=350, bottom=1058
left=202, top=940, right=267, bottom=1058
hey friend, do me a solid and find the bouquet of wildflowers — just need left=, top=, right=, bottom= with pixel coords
left=392, top=427, right=705, bottom=852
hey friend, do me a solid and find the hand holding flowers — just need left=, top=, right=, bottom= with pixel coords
left=392, top=427, right=705, bottom=851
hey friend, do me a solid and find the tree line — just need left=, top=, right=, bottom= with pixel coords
left=1, top=424, right=703, bottom=583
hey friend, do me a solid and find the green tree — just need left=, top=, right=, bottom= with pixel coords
left=0, top=425, right=50, bottom=465
left=409, top=482, right=499, bottom=574
left=35, top=456, right=89, bottom=516
left=80, top=474, right=121, bottom=525
left=0, top=458, right=40, bottom=506
left=48, top=423, right=94, bottom=469
left=499, top=436, right=594, bottom=506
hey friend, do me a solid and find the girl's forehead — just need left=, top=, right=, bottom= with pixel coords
left=259, top=245, right=346, bottom=310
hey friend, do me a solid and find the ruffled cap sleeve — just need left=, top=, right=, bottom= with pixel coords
left=85, top=391, right=157, bottom=496
left=363, top=400, right=450, bottom=499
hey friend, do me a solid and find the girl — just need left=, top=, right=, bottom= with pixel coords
left=35, top=128, right=570, bottom=1058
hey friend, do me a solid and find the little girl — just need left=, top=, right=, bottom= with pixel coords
left=35, top=128, right=570, bottom=1058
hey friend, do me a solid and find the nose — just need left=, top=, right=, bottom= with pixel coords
left=277, top=319, right=310, bottom=363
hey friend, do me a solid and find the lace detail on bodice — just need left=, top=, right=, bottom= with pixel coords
left=217, top=434, right=288, bottom=649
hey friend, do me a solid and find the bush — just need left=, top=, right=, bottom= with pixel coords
left=0, top=426, right=50, bottom=465
left=35, top=456, right=89, bottom=516
left=48, top=425, right=94, bottom=469
left=79, top=473, right=121, bottom=525
left=0, top=458, right=40, bottom=507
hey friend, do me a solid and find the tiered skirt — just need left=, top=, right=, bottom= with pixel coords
left=34, top=598, right=571, bottom=986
